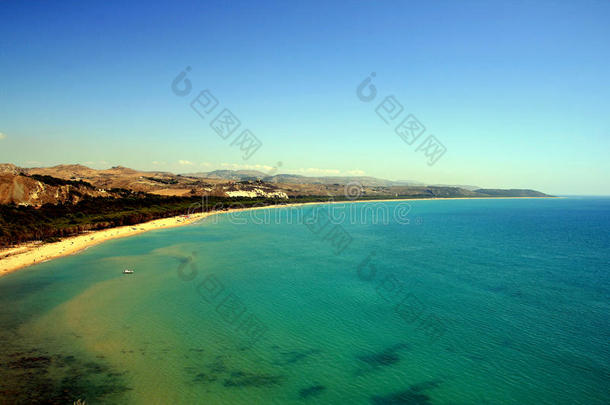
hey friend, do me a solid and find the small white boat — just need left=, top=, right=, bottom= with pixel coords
left=122, top=269, right=134, bottom=274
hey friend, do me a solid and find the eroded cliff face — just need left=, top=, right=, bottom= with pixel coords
left=0, top=173, right=107, bottom=206
left=0, top=164, right=23, bottom=176
left=0, top=164, right=292, bottom=204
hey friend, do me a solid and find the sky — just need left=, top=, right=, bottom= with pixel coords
left=0, top=0, right=609, bottom=195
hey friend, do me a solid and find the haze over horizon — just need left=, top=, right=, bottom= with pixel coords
left=1, top=0, right=609, bottom=195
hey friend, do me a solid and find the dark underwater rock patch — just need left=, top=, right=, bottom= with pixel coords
left=193, top=372, right=218, bottom=384
left=187, top=354, right=284, bottom=390
left=299, top=384, right=326, bottom=399
left=0, top=349, right=131, bottom=404
left=356, top=343, right=410, bottom=373
left=223, top=370, right=283, bottom=388
left=208, top=356, right=228, bottom=373
left=7, top=355, right=51, bottom=369
left=273, top=348, right=321, bottom=366
left=370, top=380, right=440, bottom=405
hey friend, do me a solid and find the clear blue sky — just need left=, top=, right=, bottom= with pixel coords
left=0, top=0, right=608, bottom=195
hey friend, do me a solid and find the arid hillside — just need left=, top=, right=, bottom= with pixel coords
left=0, top=163, right=551, bottom=207
left=0, top=164, right=290, bottom=205
left=0, top=164, right=112, bottom=206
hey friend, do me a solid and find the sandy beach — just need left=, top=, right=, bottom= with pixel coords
left=0, top=197, right=554, bottom=277
left=0, top=212, right=213, bottom=277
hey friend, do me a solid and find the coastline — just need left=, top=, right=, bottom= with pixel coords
left=0, top=213, right=211, bottom=277
left=0, top=196, right=556, bottom=277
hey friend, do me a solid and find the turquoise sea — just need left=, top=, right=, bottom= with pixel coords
left=0, top=198, right=609, bottom=404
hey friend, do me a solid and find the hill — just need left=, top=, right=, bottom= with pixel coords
left=0, top=163, right=553, bottom=207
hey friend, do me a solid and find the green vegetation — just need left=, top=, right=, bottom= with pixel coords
left=474, top=189, right=549, bottom=197
left=0, top=193, right=402, bottom=247
left=0, top=195, right=288, bottom=247
left=0, top=187, right=551, bottom=247
left=143, top=176, right=179, bottom=185
left=28, top=174, right=95, bottom=189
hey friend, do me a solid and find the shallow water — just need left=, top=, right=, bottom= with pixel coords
left=0, top=198, right=609, bottom=404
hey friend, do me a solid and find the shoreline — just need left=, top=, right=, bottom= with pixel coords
left=0, top=196, right=556, bottom=277
left=0, top=212, right=211, bottom=277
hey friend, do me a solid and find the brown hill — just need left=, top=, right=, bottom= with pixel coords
left=0, top=172, right=110, bottom=206
left=10, top=164, right=290, bottom=203
left=0, top=163, right=26, bottom=175
left=0, top=163, right=552, bottom=206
